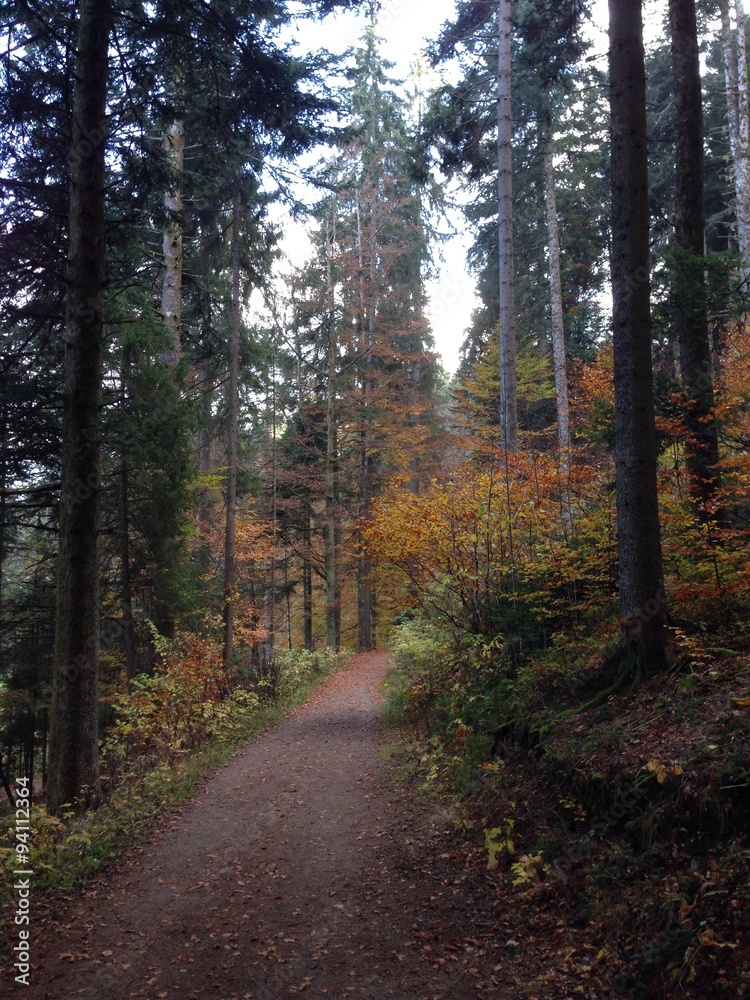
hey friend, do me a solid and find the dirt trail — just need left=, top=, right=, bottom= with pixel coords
left=7, top=652, right=502, bottom=1000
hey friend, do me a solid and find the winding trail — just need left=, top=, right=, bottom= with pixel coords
left=8, top=652, right=498, bottom=999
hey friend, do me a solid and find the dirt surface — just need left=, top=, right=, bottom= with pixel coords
left=4, top=652, right=513, bottom=1000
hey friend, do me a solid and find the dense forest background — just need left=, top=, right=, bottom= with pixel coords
left=2, top=0, right=750, bottom=940
left=3, top=0, right=750, bottom=991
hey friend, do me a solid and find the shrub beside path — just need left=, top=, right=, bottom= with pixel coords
left=5, top=652, right=509, bottom=999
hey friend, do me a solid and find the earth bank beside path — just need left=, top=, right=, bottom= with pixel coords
left=4, top=651, right=504, bottom=1000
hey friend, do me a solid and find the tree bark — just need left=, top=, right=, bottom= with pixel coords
left=719, top=0, right=750, bottom=281
left=541, top=100, right=572, bottom=531
left=669, top=0, right=722, bottom=518
left=118, top=352, right=136, bottom=686
left=325, top=327, right=341, bottom=652
left=608, top=0, right=672, bottom=675
left=325, top=346, right=341, bottom=652
left=735, top=0, right=750, bottom=282
left=223, top=183, right=241, bottom=667
left=48, top=0, right=113, bottom=813
left=356, top=189, right=375, bottom=652
left=161, top=119, right=184, bottom=361
left=119, top=459, right=137, bottom=687
left=498, top=0, right=518, bottom=452
left=0, top=401, right=6, bottom=626
left=196, top=354, right=215, bottom=538
left=324, top=212, right=341, bottom=651
left=303, top=516, right=314, bottom=652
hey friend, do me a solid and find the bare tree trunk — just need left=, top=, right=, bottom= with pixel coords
left=498, top=0, right=518, bottom=452
left=267, top=342, right=278, bottom=660
left=736, top=0, right=750, bottom=282
left=357, top=446, right=374, bottom=652
left=608, top=0, right=672, bottom=676
left=223, top=183, right=241, bottom=667
left=293, top=327, right=315, bottom=654
left=669, top=0, right=722, bottom=518
left=48, top=0, right=113, bottom=813
left=325, top=346, right=341, bottom=650
left=0, top=402, right=6, bottom=625
left=161, top=119, right=184, bottom=361
left=356, top=190, right=374, bottom=652
left=118, top=354, right=136, bottom=686
left=325, top=326, right=341, bottom=652
left=303, top=521, right=314, bottom=652
left=720, top=0, right=750, bottom=281
left=119, top=459, right=137, bottom=687
left=324, top=212, right=341, bottom=652
left=541, top=101, right=572, bottom=532
left=720, top=0, right=741, bottom=146
left=196, top=354, right=214, bottom=536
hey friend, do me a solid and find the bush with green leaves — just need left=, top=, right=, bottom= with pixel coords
left=269, top=647, right=352, bottom=701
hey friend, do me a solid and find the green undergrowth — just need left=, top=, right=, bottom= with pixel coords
left=381, top=616, right=750, bottom=998
left=0, top=646, right=351, bottom=931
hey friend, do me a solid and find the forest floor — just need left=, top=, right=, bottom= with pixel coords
left=2, top=650, right=605, bottom=1000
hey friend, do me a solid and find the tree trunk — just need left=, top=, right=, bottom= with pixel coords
left=223, top=183, right=241, bottom=667
left=161, top=119, right=184, bottom=361
left=356, top=190, right=374, bottom=652
left=357, top=446, right=374, bottom=652
left=735, top=0, right=750, bottom=282
left=720, top=0, right=750, bottom=281
left=303, top=516, right=314, bottom=652
left=118, top=353, right=136, bottom=686
left=0, top=403, right=6, bottom=626
left=720, top=0, right=741, bottom=160
left=196, top=354, right=214, bottom=538
left=541, top=100, right=572, bottom=532
left=325, top=324, right=341, bottom=652
left=608, top=0, right=672, bottom=675
left=48, top=0, right=113, bottom=813
left=324, top=210, right=341, bottom=652
left=267, top=346, right=278, bottom=661
left=669, top=0, right=722, bottom=518
left=498, top=0, right=518, bottom=452
left=119, top=459, right=137, bottom=687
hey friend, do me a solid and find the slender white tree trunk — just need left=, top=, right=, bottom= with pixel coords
left=223, top=183, right=241, bottom=666
left=720, top=0, right=750, bottom=282
left=541, top=103, right=572, bottom=532
left=161, top=119, right=184, bottom=360
left=324, top=212, right=341, bottom=651
left=543, top=108, right=570, bottom=464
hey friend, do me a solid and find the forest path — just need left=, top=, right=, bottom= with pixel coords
left=10, top=652, right=506, bottom=1000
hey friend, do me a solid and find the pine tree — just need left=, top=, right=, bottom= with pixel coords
left=608, top=0, right=672, bottom=675
left=668, top=0, right=722, bottom=517
left=47, top=0, right=114, bottom=813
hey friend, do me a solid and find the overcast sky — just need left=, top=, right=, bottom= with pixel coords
left=279, top=0, right=663, bottom=373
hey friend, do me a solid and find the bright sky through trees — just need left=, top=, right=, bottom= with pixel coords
left=279, top=0, right=614, bottom=372
left=277, top=0, right=660, bottom=372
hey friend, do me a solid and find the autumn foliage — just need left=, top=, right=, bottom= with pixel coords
left=368, top=319, right=750, bottom=684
